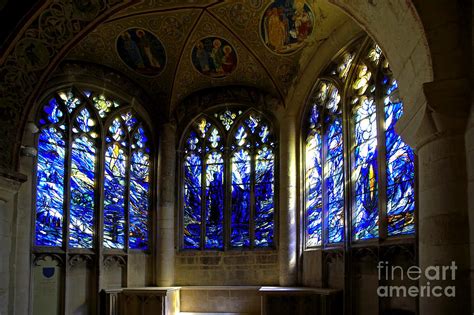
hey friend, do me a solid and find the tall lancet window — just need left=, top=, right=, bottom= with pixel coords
left=304, top=37, right=415, bottom=248
left=181, top=109, right=277, bottom=250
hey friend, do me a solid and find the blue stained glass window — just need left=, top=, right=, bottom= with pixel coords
left=35, top=88, right=152, bottom=252
left=58, top=89, right=82, bottom=113
left=352, top=70, right=379, bottom=240
left=304, top=40, right=416, bottom=248
left=69, top=136, right=96, bottom=248
left=36, top=127, right=65, bottom=246
left=384, top=79, right=415, bottom=236
left=305, top=130, right=323, bottom=247
left=39, top=98, right=64, bottom=126
left=184, top=153, right=202, bottom=248
left=305, top=82, right=344, bottom=247
left=205, top=152, right=224, bottom=249
left=231, top=149, right=251, bottom=247
left=103, top=144, right=127, bottom=249
left=255, top=147, right=275, bottom=247
left=129, top=151, right=150, bottom=250
left=183, top=111, right=276, bottom=250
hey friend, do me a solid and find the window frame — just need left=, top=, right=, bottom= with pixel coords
left=302, top=37, right=418, bottom=251
left=31, top=85, right=155, bottom=256
left=178, top=106, right=279, bottom=251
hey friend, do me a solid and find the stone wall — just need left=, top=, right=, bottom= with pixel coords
left=175, top=251, right=279, bottom=286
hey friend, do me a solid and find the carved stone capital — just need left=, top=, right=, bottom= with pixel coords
left=402, top=78, right=470, bottom=150
left=0, top=168, right=27, bottom=203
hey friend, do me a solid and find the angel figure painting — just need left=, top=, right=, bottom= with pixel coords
left=261, top=0, right=314, bottom=54
left=116, top=28, right=166, bottom=76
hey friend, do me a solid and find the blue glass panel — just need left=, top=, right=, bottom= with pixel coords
left=58, top=90, right=82, bottom=113
left=121, top=112, right=138, bottom=131
left=386, top=139, right=415, bottom=185
left=324, top=155, right=343, bottom=183
left=385, top=103, right=415, bottom=186
left=387, top=180, right=415, bottom=236
left=232, top=149, right=251, bottom=185
left=353, top=160, right=378, bottom=196
left=35, top=128, right=65, bottom=246
left=231, top=149, right=251, bottom=247
left=39, top=98, right=63, bottom=126
left=234, top=125, right=248, bottom=147
left=326, top=171, right=344, bottom=204
left=354, top=97, right=376, bottom=121
left=326, top=133, right=343, bottom=160
left=327, top=200, right=344, bottom=243
left=109, top=119, right=125, bottom=142
left=69, top=136, right=95, bottom=248
left=326, top=118, right=342, bottom=138
left=385, top=97, right=415, bottom=236
left=134, top=127, right=148, bottom=149
left=255, top=183, right=274, bottom=247
left=230, top=184, right=250, bottom=247
left=103, top=144, right=126, bottom=249
left=354, top=114, right=377, bottom=145
left=259, top=124, right=270, bottom=144
left=256, top=147, right=274, bottom=184
left=326, top=85, right=341, bottom=113
left=354, top=138, right=378, bottom=166
left=352, top=190, right=379, bottom=240
left=305, top=132, right=322, bottom=247
left=309, top=104, right=320, bottom=129
left=208, top=128, right=221, bottom=149
left=184, top=153, right=202, bottom=248
left=129, top=151, right=150, bottom=250
left=186, top=131, right=200, bottom=153
left=74, top=108, right=94, bottom=133
left=245, top=115, right=260, bottom=133
left=205, top=152, right=224, bottom=249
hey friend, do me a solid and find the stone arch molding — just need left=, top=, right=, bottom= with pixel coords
left=0, top=0, right=434, bottom=172
left=0, top=0, right=138, bottom=171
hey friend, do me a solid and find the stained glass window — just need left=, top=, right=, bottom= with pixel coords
left=304, top=38, right=416, bottom=248
left=34, top=87, right=152, bottom=251
left=182, top=110, right=276, bottom=250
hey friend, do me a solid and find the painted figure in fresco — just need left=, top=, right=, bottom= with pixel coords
left=210, top=39, right=224, bottom=75
left=265, top=7, right=287, bottom=51
left=192, top=37, right=237, bottom=77
left=195, top=41, right=210, bottom=73
left=293, top=6, right=312, bottom=40
left=121, top=31, right=144, bottom=68
left=222, top=45, right=236, bottom=74
left=136, top=29, right=161, bottom=68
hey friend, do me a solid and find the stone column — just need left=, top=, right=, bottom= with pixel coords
left=278, top=112, right=298, bottom=286
left=156, top=122, right=177, bottom=286
left=0, top=170, right=26, bottom=315
left=466, top=87, right=474, bottom=312
left=417, top=79, right=471, bottom=314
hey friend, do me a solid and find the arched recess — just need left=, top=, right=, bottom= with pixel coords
left=15, top=80, right=157, bottom=314
left=287, top=0, right=433, bottom=149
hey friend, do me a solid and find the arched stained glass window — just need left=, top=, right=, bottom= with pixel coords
left=304, top=38, right=415, bottom=248
left=34, top=87, right=152, bottom=251
left=181, top=109, right=276, bottom=250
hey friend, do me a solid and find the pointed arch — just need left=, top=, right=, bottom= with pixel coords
left=180, top=107, right=277, bottom=250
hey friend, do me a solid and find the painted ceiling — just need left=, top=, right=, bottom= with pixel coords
left=64, top=0, right=351, bottom=116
